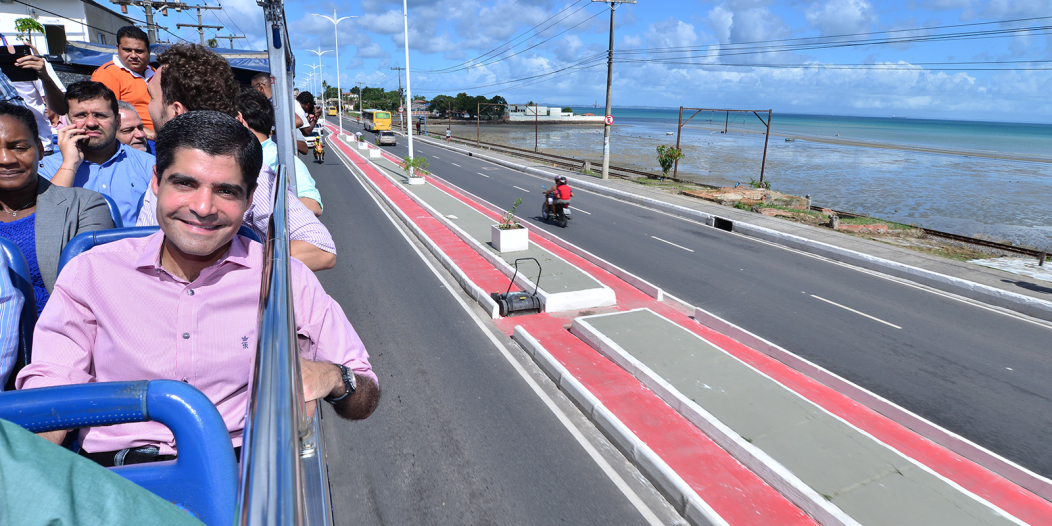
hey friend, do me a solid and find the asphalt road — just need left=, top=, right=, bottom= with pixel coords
left=302, top=148, right=675, bottom=525
left=336, top=121, right=1052, bottom=479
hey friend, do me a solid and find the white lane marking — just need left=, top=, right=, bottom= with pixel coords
left=811, top=295, right=902, bottom=329
left=477, top=172, right=490, bottom=178
left=344, top=159, right=665, bottom=525
left=513, top=185, right=530, bottom=193
left=451, top=162, right=461, bottom=168
left=651, top=236, right=694, bottom=253
left=572, top=207, right=591, bottom=215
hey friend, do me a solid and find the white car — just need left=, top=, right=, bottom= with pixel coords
left=377, top=130, right=397, bottom=146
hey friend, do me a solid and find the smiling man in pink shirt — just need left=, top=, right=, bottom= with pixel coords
left=17, top=111, right=379, bottom=467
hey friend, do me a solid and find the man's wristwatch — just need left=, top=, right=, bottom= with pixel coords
left=324, top=364, right=356, bottom=404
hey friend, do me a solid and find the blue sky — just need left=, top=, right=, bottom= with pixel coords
left=132, top=0, right=1051, bottom=122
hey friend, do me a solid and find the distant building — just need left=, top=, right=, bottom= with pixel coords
left=507, top=104, right=602, bottom=123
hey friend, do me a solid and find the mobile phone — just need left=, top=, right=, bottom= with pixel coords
left=0, top=46, right=37, bottom=82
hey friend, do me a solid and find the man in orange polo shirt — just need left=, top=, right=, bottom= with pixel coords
left=91, top=26, right=156, bottom=139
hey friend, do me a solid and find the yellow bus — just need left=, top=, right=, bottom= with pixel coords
left=327, top=106, right=337, bottom=116
left=363, top=109, right=391, bottom=132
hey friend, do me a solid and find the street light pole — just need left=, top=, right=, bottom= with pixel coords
left=592, top=0, right=634, bottom=180
left=306, top=64, right=321, bottom=101
left=312, top=11, right=356, bottom=139
left=402, top=0, right=415, bottom=162
left=307, top=48, right=331, bottom=103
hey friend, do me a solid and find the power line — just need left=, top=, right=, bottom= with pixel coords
left=427, top=0, right=588, bottom=73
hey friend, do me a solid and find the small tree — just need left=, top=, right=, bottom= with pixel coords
left=14, top=18, right=45, bottom=47
left=400, top=155, right=429, bottom=179
left=207, top=37, right=219, bottom=48
left=497, top=198, right=523, bottom=230
left=561, top=107, right=573, bottom=114
left=655, top=145, right=684, bottom=179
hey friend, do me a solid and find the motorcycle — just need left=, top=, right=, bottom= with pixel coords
left=540, top=186, right=572, bottom=228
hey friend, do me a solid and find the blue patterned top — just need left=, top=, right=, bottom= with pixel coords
left=0, top=214, right=48, bottom=316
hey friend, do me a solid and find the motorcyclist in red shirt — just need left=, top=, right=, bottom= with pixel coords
left=544, top=176, right=573, bottom=217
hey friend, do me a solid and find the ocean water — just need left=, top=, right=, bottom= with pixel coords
left=543, top=108, right=1052, bottom=250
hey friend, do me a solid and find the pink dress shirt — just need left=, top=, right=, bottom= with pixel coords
left=137, top=165, right=336, bottom=255
left=17, top=232, right=374, bottom=455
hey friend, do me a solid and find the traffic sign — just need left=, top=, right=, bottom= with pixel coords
left=399, top=106, right=404, bottom=113
left=604, top=115, right=614, bottom=125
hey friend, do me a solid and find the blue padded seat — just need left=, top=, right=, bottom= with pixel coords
left=0, top=237, right=37, bottom=391
left=57, top=225, right=263, bottom=276
left=0, top=380, right=237, bottom=526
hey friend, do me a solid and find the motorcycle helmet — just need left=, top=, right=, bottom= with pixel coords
left=557, top=176, right=567, bottom=185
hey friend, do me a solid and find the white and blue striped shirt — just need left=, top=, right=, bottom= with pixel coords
left=0, top=255, right=25, bottom=389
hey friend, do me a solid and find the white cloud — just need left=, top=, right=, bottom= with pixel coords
left=805, top=0, right=876, bottom=36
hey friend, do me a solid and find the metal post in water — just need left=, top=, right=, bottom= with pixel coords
left=673, top=106, right=683, bottom=179
left=759, top=109, right=772, bottom=186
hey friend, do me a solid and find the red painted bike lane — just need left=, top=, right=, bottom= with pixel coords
left=331, top=129, right=1052, bottom=524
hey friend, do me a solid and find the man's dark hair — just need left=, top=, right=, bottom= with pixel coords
left=251, top=72, right=270, bottom=85
left=295, top=91, right=316, bottom=115
left=116, top=26, right=150, bottom=47
left=65, top=81, right=119, bottom=117
left=157, top=44, right=240, bottom=118
left=155, top=111, right=262, bottom=195
left=238, top=87, right=274, bottom=136
left=0, top=102, right=40, bottom=146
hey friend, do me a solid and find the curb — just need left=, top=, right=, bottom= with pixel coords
left=511, top=325, right=729, bottom=526
left=414, top=136, right=1052, bottom=323
left=571, top=311, right=857, bottom=526
left=328, top=132, right=500, bottom=319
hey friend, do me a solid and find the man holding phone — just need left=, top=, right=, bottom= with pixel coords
left=38, top=81, right=155, bottom=225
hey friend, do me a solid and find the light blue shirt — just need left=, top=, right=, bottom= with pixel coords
left=39, top=143, right=155, bottom=226
left=260, top=138, right=323, bottom=211
left=0, top=256, right=23, bottom=389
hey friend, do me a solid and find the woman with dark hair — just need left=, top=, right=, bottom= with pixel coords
left=0, top=102, right=114, bottom=315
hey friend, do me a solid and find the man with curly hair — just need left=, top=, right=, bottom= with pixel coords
left=138, top=44, right=336, bottom=271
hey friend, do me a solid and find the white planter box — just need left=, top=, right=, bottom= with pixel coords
left=407, top=176, right=426, bottom=185
left=357, top=141, right=368, bottom=150
left=368, top=147, right=381, bottom=158
left=492, top=225, right=529, bottom=253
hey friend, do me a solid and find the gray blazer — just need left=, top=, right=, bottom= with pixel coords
left=34, top=178, right=115, bottom=292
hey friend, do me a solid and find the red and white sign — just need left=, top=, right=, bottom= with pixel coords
left=604, top=115, right=614, bottom=125
left=399, top=106, right=405, bottom=113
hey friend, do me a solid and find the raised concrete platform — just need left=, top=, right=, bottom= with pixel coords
left=572, top=308, right=1022, bottom=526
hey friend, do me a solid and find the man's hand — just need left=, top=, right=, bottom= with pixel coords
left=50, top=124, right=89, bottom=187
left=14, top=54, right=46, bottom=73
left=144, top=127, right=156, bottom=141
left=299, top=358, right=342, bottom=402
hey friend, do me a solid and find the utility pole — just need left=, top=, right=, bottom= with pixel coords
left=176, top=4, right=223, bottom=46
left=214, top=34, right=245, bottom=48
left=390, top=66, right=404, bottom=131
left=592, top=0, right=634, bottom=180
left=111, top=0, right=190, bottom=43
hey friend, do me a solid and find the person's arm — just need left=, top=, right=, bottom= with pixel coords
left=16, top=261, right=99, bottom=441
left=47, top=124, right=89, bottom=187
left=293, top=262, right=379, bottom=420
left=291, top=240, right=335, bottom=270
left=299, top=359, right=379, bottom=420
left=14, top=55, right=67, bottom=115
left=75, top=191, right=117, bottom=234
left=299, top=197, right=322, bottom=217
